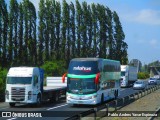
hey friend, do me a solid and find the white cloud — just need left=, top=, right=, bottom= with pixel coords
left=149, top=39, right=158, bottom=47
left=122, top=9, right=160, bottom=25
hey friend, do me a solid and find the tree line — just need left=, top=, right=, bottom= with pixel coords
left=0, top=0, right=128, bottom=69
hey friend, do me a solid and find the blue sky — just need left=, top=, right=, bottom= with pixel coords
left=8, top=0, right=160, bottom=65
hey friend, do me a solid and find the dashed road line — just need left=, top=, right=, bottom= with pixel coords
left=7, top=118, right=17, bottom=120
left=47, top=103, right=68, bottom=110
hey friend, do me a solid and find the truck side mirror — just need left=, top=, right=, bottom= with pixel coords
left=62, top=73, right=67, bottom=83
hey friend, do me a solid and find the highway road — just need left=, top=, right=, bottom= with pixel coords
left=0, top=80, right=155, bottom=120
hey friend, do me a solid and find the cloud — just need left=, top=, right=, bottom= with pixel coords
left=123, top=9, right=160, bottom=25
left=149, top=39, right=158, bottom=47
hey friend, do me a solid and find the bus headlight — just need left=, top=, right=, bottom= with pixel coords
left=88, top=95, right=97, bottom=99
left=67, top=94, right=71, bottom=99
left=92, top=95, right=97, bottom=99
left=28, top=91, right=32, bottom=100
left=5, top=90, right=9, bottom=99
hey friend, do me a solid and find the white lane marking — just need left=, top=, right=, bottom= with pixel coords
left=7, top=118, right=17, bottom=120
left=0, top=107, right=9, bottom=110
left=120, top=89, right=125, bottom=91
left=47, top=103, right=68, bottom=110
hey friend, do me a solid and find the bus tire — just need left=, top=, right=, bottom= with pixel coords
left=101, top=94, right=104, bottom=104
left=9, top=103, right=15, bottom=107
left=114, top=90, right=118, bottom=99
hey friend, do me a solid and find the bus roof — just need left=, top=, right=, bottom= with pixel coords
left=71, top=58, right=119, bottom=63
left=71, top=58, right=102, bottom=61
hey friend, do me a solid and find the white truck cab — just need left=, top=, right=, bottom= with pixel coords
left=121, top=65, right=137, bottom=87
left=121, top=65, right=128, bottom=87
left=5, top=67, right=43, bottom=107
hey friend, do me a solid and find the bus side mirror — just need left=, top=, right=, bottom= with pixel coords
left=62, top=73, right=67, bottom=83
left=95, top=73, right=100, bottom=84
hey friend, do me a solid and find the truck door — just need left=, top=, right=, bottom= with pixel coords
left=33, top=76, right=39, bottom=98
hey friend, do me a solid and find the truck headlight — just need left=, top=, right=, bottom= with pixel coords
left=28, top=91, right=32, bottom=100
left=5, top=90, right=9, bottom=99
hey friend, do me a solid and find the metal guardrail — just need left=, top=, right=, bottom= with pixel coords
left=65, top=85, right=160, bottom=120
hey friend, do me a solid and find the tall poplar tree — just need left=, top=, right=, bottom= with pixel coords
left=106, top=7, right=115, bottom=59
left=113, top=11, right=127, bottom=63
left=0, top=0, right=8, bottom=67
left=44, top=0, right=49, bottom=61
left=18, top=3, right=23, bottom=64
left=70, top=2, right=76, bottom=58
left=8, top=0, right=19, bottom=65
left=38, top=0, right=45, bottom=65
left=61, top=0, right=68, bottom=60
left=91, top=3, right=98, bottom=57
left=50, top=0, right=56, bottom=60
left=54, top=1, right=61, bottom=60
left=75, top=0, right=82, bottom=57
left=97, top=4, right=107, bottom=58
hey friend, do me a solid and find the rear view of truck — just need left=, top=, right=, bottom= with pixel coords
left=121, top=65, right=137, bottom=87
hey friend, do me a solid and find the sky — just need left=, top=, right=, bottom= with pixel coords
left=8, top=0, right=160, bottom=65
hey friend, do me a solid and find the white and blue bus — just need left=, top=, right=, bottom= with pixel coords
left=62, top=58, right=121, bottom=105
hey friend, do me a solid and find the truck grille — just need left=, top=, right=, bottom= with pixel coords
left=11, top=87, right=25, bottom=101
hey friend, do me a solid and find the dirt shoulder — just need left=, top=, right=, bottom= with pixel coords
left=101, top=88, right=160, bottom=120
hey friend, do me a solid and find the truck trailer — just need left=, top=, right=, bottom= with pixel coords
left=121, top=65, right=137, bottom=87
left=5, top=67, right=66, bottom=107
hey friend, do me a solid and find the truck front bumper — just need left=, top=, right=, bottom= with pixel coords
left=5, top=95, right=37, bottom=104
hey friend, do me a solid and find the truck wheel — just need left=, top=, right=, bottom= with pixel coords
left=9, top=103, right=15, bottom=107
left=36, top=94, right=41, bottom=107
left=54, top=92, right=59, bottom=102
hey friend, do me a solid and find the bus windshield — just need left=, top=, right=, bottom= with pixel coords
left=67, top=78, right=96, bottom=94
left=7, top=77, right=32, bottom=84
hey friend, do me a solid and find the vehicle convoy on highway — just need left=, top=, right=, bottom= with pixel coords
left=5, top=67, right=67, bottom=107
left=148, top=77, right=160, bottom=85
left=62, top=58, right=121, bottom=105
left=121, top=65, right=137, bottom=87
left=133, top=80, right=146, bottom=90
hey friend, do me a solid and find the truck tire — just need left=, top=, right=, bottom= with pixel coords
left=36, top=94, right=41, bottom=107
left=54, top=92, right=59, bottom=102
left=9, top=103, right=15, bottom=107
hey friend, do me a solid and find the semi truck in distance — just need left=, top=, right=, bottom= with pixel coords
left=121, top=65, right=137, bottom=87
left=5, top=67, right=67, bottom=107
left=62, top=58, right=121, bottom=105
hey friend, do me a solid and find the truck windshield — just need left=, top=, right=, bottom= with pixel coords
left=121, top=71, right=125, bottom=76
left=67, top=78, right=96, bottom=95
left=7, top=77, right=32, bottom=84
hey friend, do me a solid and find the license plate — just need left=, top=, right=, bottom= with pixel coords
left=78, top=101, right=83, bottom=103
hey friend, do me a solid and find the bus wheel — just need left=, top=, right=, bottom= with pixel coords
left=101, top=94, right=104, bottom=104
left=114, top=90, right=118, bottom=99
